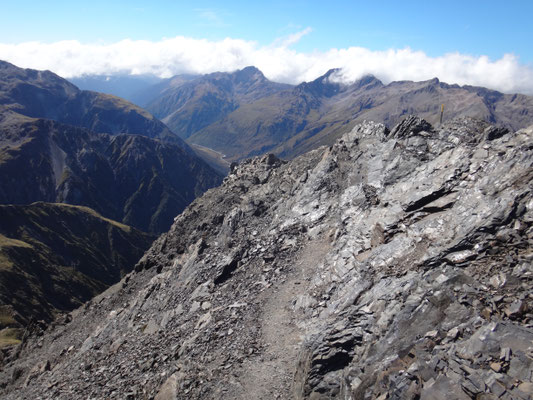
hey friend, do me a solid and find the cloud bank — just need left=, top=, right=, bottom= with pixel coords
left=1, top=34, right=532, bottom=94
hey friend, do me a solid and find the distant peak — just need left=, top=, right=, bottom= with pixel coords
left=352, top=74, right=383, bottom=89
left=240, top=66, right=261, bottom=74
left=295, top=69, right=345, bottom=98
left=310, top=68, right=343, bottom=84
left=312, top=69, right=382, bottom=89
left=323, top=68, right=342, bottom=78
left=234, top=66, right=265, bottom=81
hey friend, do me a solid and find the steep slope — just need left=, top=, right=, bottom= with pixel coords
left=145, top=66, right=291, bottom=140
left=188, top=70, right=533, bottom=161
left=0, top=111, right=221, bottom=233
left=0, top=202, right=153, bottom=347
left=2, top=116, right=532, bottom=399
left=0, top=60, right=180, bottom=144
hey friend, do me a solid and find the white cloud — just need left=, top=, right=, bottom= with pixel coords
left=272, top=27, right=313, bottom=48
left=1, top=32, right=532, bottom=95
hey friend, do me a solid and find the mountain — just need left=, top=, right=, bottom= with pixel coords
left=0, top=111, right=221, bottom=233
left=0, top=60, right=180, bottom=144
left=0, top=61, right=222, bottom=233
left=0, top=62, right=220, bottom=345
left=188, top=70, right=533, bottom=160
left=145, top=66, right=291, bottom=140
left=0, top=202, right=153, bottom=348
left=0, top=62, right=221, bottom=350
left=136, top=66, right=533, bottom=162
left=2, top=116, right=532, bottom=399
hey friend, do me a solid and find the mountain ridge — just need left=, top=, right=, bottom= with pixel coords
left=0, top=61, right=222, bottom=233
left=2, top=116, right=532, bottom=399
left=135, top=66, right=533, bottom=162
left=0, top=60, right=182, bottom=145
left=0, top=111, right=221, bottom=233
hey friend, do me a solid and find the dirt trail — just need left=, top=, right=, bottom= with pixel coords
left=232, top=236, right=331, bottom=399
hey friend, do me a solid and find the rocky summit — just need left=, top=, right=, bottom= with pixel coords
left=1, top=116, right=533, bottom=399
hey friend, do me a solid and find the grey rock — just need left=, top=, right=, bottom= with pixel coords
left=505, top=300, right=528, bottom=318
left=2, top=117, right=533, bottom=400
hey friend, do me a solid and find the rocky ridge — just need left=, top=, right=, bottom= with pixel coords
left=1, top=116, right=533, bottom=399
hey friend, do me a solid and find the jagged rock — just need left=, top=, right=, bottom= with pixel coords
left=1, top=117, right=533, bottom=400
left=504, top=300, right=528, bottom=318
left=388, top=114, right=432, bottom=138
left=485, top=125, right=510, bottom=141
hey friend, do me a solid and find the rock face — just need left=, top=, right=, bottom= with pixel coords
left=1, top=116, right=533, bottom=399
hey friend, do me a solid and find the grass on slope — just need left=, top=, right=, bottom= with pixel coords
left=0, top=327, right=22, bottom=347
left=0, top=234, right=32, bottom=270
left=56, top=203, right=132, bottom=233
left=0, top=202, right=154, bottom=347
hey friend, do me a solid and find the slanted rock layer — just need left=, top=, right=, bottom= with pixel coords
left=1, top=116, right=532, bottom=399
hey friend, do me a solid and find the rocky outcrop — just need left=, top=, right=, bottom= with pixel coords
left=1, top=116, right=533, bottom=399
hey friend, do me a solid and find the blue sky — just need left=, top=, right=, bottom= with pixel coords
left=2, top=0, right=532, bottom=62
left=1, top=1, right=533, bottom=93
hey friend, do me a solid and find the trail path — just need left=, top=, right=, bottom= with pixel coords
left=232, top=236, right=331, bottom=399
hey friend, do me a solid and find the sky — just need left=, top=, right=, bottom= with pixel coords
left=1, top=0, right=533, bottom=94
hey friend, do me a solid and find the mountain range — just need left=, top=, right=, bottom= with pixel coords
left=0, top=111, right=220, bottom=234
left=0, top=61, right=178, bottom=143
left=0, top=60, right=221, bottom=233
left=87, top=66, right=533, bottom=164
